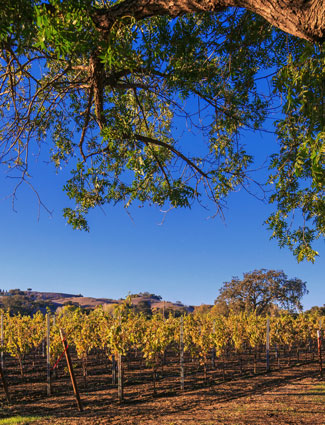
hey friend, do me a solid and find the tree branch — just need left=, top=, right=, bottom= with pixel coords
left=79, top=85, right=94, bottom=162
left=91, top=0, right=325, bottom=43
left=135, top=134, right=209, bottom=179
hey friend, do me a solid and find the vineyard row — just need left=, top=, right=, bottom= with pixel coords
left=0, top=304, right=324, bottom=408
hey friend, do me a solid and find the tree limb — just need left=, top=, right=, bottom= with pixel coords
left=135, top=133, right=209, bottom=179
left=91, top=0, right=325, bottom=43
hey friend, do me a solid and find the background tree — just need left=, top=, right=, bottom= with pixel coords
left=134, top=300, right=153, bottom=317
left=0, top=290, right=34, bottom=315
left=0, top=1, right=324, bottom=261
left=214, top=269, right=308, bottom=315
left=305, top=305, right=325, bottom=316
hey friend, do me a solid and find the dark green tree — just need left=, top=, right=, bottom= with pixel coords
left=215, top=269, right=308, bottom=315
left=0, top=290, right=55, bottom=315
left=134, top=300, right=152, bottom=317
left=0, top=295, right=31, bottom=315
left=0, top=1, right=324, bottom=261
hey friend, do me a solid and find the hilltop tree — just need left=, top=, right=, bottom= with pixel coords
left=0, top=292, right=34, bottom=315
left=0, top=290, right=55, bottom=315
left=134, top=300, right=153, bottom=317
left=0, top=1, right=324, bottom=261
left=215, top=269, right=308, bottom=315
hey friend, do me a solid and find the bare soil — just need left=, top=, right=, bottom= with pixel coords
left=0, top=351, right=324, bottom=424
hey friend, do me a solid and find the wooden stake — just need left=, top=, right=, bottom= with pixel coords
left=180, top=317, right=185, bottom=391
left=266, top=318, right=270, bottom=372
left=317, top=330, right=323, bottom=379
left=212, top=321, right=216, bottom=369
left=117, top=313, right=124, bottom=402
left=59, top=329, right=83, bottom=412
left=117, top=352, right=123, bottom=402
left=46, top=313, right=52, bottom=396
left=0, top=363, right=11, bottom=404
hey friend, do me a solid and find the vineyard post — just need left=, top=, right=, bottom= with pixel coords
left=52, top=314, right=57, bottom=380
left=317, top=330, right=323, bottom=379
left=266, top=318, right=270, bottom=372
left=46, top=313, right=51, bottom=396
left=212, top=321, right=216, bottom=369
left=59, top=329, right=83, bottom=412
left=112, top=354, right=116, bottom=384
left=117, top=314, right=123, bottom=402
left=1, top=312, right=3, bottom=370
left=117, top=352, right=123, bottom=402
left=180, top=317, right=185, bottom=391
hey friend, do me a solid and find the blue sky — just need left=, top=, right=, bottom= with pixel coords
left=0, top=37, right=323, bottom=310
left=0, top=126, right=324, bottom=310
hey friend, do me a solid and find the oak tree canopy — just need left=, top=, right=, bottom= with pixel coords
left=0, top=1, right=324, bottom=261
left=214, top=269, right=308, bottom=315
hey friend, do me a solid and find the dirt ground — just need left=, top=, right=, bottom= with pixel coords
left=1, top=360, right=324, bottom=424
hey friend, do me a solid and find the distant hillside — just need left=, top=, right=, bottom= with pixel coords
left=0, top=289, right=195, bottom=315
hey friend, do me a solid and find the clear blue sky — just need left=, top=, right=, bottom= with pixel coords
left=0, top=127, right=324, bottom=310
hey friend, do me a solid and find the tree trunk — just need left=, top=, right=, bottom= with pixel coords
left=152, top=366, right=157, bottom=396
left=287, top=347, right=292, bottom=366
left=92, top=0, right=325, bottom=44
left=18, top=355, right=24, bottom=379
left=222, top=359, right=226, bottom=381
left=203, top=356, right=208, bottom=383
left=211, top=348, right=216, bottom=369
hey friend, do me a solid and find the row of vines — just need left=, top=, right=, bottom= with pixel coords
left=1, top=303, right=324, bottom=384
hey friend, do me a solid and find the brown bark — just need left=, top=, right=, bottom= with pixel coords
left=92, top=0, right=325, bottom=44
left=18, top=355, right=24, bottom=379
